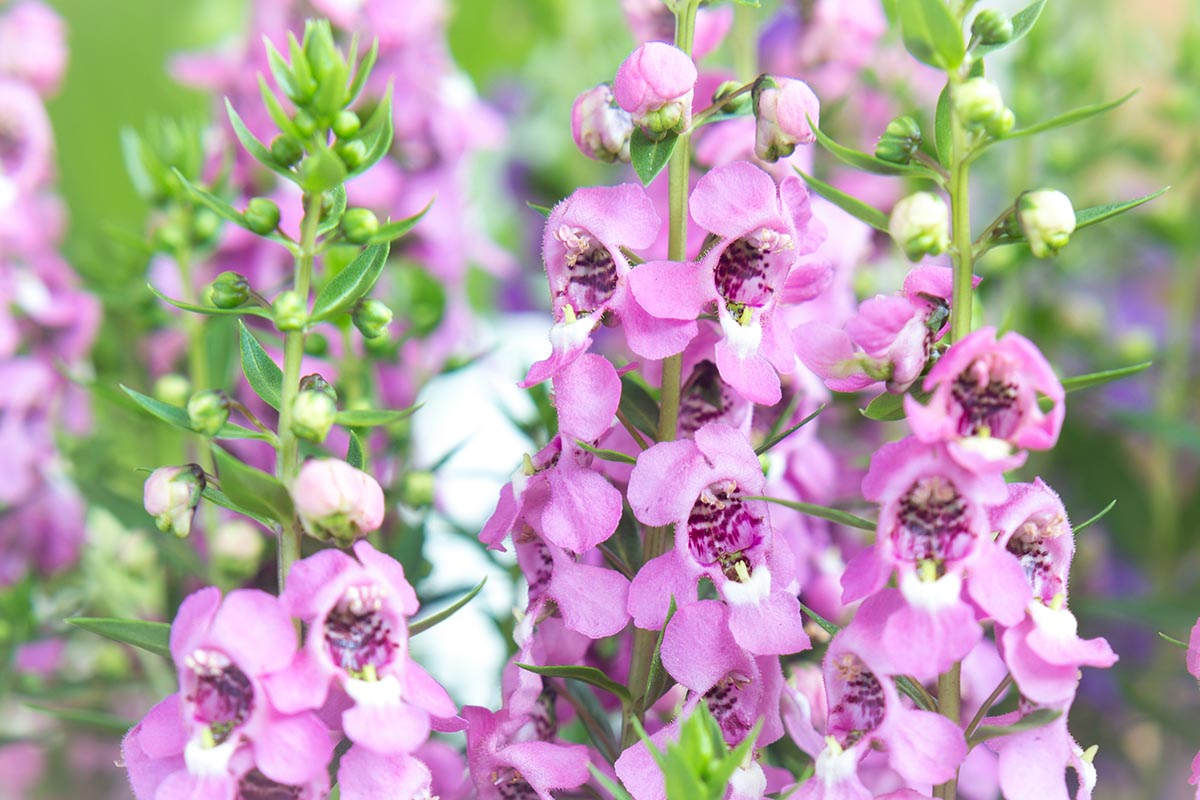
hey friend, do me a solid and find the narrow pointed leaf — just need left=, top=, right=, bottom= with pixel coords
left=630, top=129, right=678, bottom=186
left=66, top=617, right=171, bottom=659
left=745, top=495, right=876, bottom=531
left=147, top=283, right=271, bottom=318
left=238, top=321, right=284, bottom=410
left=934, top=85, right=951, bottom=168
left=795, top=168, right=889, bottom=233
left=345, top=38, right=379, bottom=106
left=590, top=766, right=634, bottom=800
left=575, top=440, right=637, bottom=465
left=894, top=676, right=937, bottom=711
left=898, top=0, right=965, bottom=70
left=120, top=128, right=155, bottom=200
left=120, top=385, right=269, bottom=441
left=1062, top=361, right=1153, bottom=393
left=642, top=596, right=678, bottom=711
left=202, top=484, right=275, bottom=528
left=24, top=703, right=136, bottom=735
left=1073, top=499, right=1116, bottom=534
left=811, top=119, right=938, bottom=178
left=1158, top=631, right=1188, bottom=649
left=410, top=577, right=487, bottom=636
left=174, top=170, right=246, bottom=227
left=213, top=445, right=293, bottom=524
left=349, top=85, right=394, bottom=177
left=1073, top=189, right=1168, bottom=231
left=975, top=0, right=1048, bottom=56
left=517, top=663, right=633, bottom=707
left=861, top=389, right=932, bottom=422
left=258, top=75, right=300, bottom=139
left=527, top=201, right=552, bottom=217
left=756, top=404, right=825, bottom=455
left=800, top=601, right=841, bottom=637
left=969, top=708, right=1062, bottom=746
left=225, top=100, right=294, bottom=180
left=365, top=198, right=434, bottom=245
left=264, top=38, right=300, bottom=101
left=310, top=243, right=390, bottom=322
left=335, top=405, right=421, bottom=427
left=346, top=430, right=365, bottom=470
left=1003, top=91, right=1138, bottom=141
left=619, top=373, right=660, bottom=440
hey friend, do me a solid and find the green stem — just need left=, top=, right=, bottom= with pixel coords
left=934, top=662, right=962, bottom=799
left=275, top=190, right=323, bottom=593
left=948, top=74, right=974, bottom=345
left=624, top=0, right=700, bottom=747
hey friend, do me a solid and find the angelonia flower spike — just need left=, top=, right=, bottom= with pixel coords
left=21, top=1, right=1182, bottom=799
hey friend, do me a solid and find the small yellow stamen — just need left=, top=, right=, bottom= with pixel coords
left=1050, top=592, right=1066, bottom=611
left=522, top=453, right=536, bottom=476
left=733, top=560, right=752, bottom=584
left=1081, top=744, right=1098, bottom=764
left=738, top=305, right=753, bottom=326
left=918, top=559, right=939, bottom=583
left=562, top=304, right=578, bottom=324
left=200, top=726, right=216, bottom=749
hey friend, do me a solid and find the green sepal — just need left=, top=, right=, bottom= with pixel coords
left=66, top=617, right=171, bottom=659
left=286, top=31, right=317, bottom=103
left=409, top=577, right=487, bottom=636
left=515, top=663, right=633, bottom=708
left=975, top=0, right=1047, bottom=57
left=630, top=129, right=678, bottom=186
left=213, top=444, right=294, bottom=525
left=310, top=242, right=391, bottom=322
left=794, top=168, right=890, bottom=233
left=147, top=282, right=271, bottom=318
left=317, top=185, right=348, bottom=237
left=575, top=440, right=637, bottom=465
left=238, top=321, right=285, bottom=410
left=969, top=708, right=1061, bottom=746
left=897, top=0, right=966, bottom=70
left=812, top=118, right=939, bottom=179
left=744, top=494, right=876, bottom=531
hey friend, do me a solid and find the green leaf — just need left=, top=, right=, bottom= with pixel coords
left=120, top=128, right=156, bottom=200
left=897, top=0, right=965, bottom=70
left=630, top=129, right=678, bottom=186
left=345, top=38, right=379, bottom=106
left=258, top=75, right=300, bottom=140
left=1073, top=499, right=1116, bottom=534
left=264, top=38, right=301, bottom=101
left=365, top=199, right=433, bottom=245
left=861, top=389, right=932, bottom=422
left=756, top=404, right=825, bottom=455
left=745, top=495, right=876, bottom=531
left=969, top=708, right=1061, bottom=746
left=225, top=100, right=294, bottom=181
left=410, top=577, right=487, bottom=636
left=515, top=663, right=633, bottom=708
left=174, top=170, right=246, bottom=227
left=1074, top=189, right=1168, bottom=231
left=794, top=168, right=890, bottom=233
left=527, top=201, right=552, bottom=217
left=213, top=445, right=294, bottom=525
left=800, top=601, right=841, bottom=637
left=1158, top=631, right=1189, bottom=649
left=238, top=321, right=284, bottom=410
left=335, top=405, right=421, bottom=427
left=120, top=385, right=269, bottom=441
left=618, top=373, right=660, bottom=441
left=350, top=85, right=395, bottom=177
left=201, top=484, right=275, bottom=528
left=66, top=617, right=171, bottom=659
left=894, top=675, right=937, bottom=711
left=642, top=596, right=678, bottom=712
left=147, top=282, right=271, bottom=318
left=316, top=185, right=348, bottom=237
left=1003, top=91, right=1138, bottom=141
left=575, top=440, right=637, bottom=465
left=975, top=0, right=1048, bottom=57
left=346, top=430, right=365, bottom=470
left=811, top=119, right=939, bottom=179
left=24, top=703, right=135, bottom=735
left=1061, top=361, right=1153, bottom=393
left=310, top=243, right=391, bottom=322
left=934, top=85, right=952, bottom=168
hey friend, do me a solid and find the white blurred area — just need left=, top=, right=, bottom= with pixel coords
left=405, top=313, right=553, bottom=708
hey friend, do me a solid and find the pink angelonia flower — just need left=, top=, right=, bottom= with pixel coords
left=983, top=698, right=1097, bottom=800
left=999, top=601, right=1116, bottom=706
left=788, top=602, right=968, bottom=798
left=502, top=612, right=591, bottom=732
left=905, top=326, right=1065, bottom=472
left=122, top=587, right=333, bottom=798
left=626, top=422, right=810, bottom=657
left=676, top=325, right=755, bottom=440
left=336, top=746, right=435, bottom=800
left=991, top=479, right=1076, bottom=605
left=462, top=705, right=591, bottom=800
left=795, top=265, right=962, bottom=394
left=571, top=83, right=634, bottom=163
left=265, top=541, right=460, bottom=755
left=521, top=184, right=694, bottom=387
left=614, top=42, right=697, bottom=138
left=0, top=79, right=53, bottom=197
left=620, top=0, right=733, bottom=60
left=515, top=532, right=631, bottom=639
left=0, top=1, right=66, bottom=96
left=291, top=458, right=385, bottom=545
left=752, top=76, right=820, bottom=163
left=846, top=437, right=1027, bottom=678
left=630, top=161, right=828, bottom=405
left=484, top=354, right=624, bottom=554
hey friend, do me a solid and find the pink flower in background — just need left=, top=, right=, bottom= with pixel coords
left=0, top=1, right=66, bottom=96
left=753, top=76, right=820, bottom=162
left=620, top=0, right=733, bottom=60
left=463, top=705, right=591, bottom=800
left=572, top=83, right=634, bottom=163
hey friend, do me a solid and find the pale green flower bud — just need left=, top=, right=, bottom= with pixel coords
left=273, top=290, right=308, bottom=332
left=291, top=389, right=337, bottom=443
left=889, top=192, right=950, bottom=261
left=187, top=390, right=230, bottom=436
left=954, top=78, right=1010, bottom=133
left=972, top=9, right=1014, bottom=45
left=153, top=373, right=191, bottom=409
left=1018, top=189, right=1076, bottom=258
left=244, top=197, right=281, bottom=235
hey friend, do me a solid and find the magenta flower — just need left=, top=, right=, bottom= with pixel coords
left=753, top=76, right=820, bottom=162
left=627, top=422, right=809, bottom=657
left=613, top=41, right=697, bottom=138
left=291, top=458, right=385, bottom=545
left=0, top=1, right=66, bottom=96
left=676, top=326, right=754, bottom=439
left=999, top=603, right=1116, bottom=705
left=521, top=184, right=695, bottom=387
left=336, top=747, right=435, bottom=800
left=905, top=326, right=1065, bottom=471
left=122, top=588, right=333, bottom=797
left=620, top=0, right=733, bottom=60
left=265, top=541, right=460, bottom=755
left=983, top=699, right=1097, bottom=800
left=463, top=705, right=591, bottom=800
left=990, top=479, right=1075, bottom=605
left=845, top=437, right=1027, bottom=678
left=630, top=162, right=828, bottom=405
left=0, top=79, right=53, bottom=195
left=571, top=83, right=634, bottom=163
left=516, top=533, right=631, bottom=639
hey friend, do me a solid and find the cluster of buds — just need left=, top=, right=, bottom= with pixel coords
left=954, top=77, right=1014, bottom=138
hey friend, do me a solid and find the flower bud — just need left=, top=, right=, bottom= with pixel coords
left=752, top=75, right=820, bottom=162
left=953, top=78, right=1011, bottom=135
left=352, top=298, right=393, bottom=339
left=304, top=19, right=346, bottom=86
left=270, top=135, right=304, bottom=167
left=305, top=332, right=329, bottom=356
left=972, top=9, right=1013, bottom=45
left=292, top=458, right=385, bottom=545
left=332, top=110, right=361, bottom=139
left=298, top=148, right=347, bottom=193
left=614, top=42, right=697, bottom=140
left=400, top=470, right=435, bottom=508
left=153, top=373, right=191, bottom=408
left=192, top=208, right=221, bottom=243
left=291, top=389, right=337, bottom=443
left=571, top=83, right=634, bottom=163
left=210, top=519, right=266, bottom=581
left=335, top=139, right=366, bottom=170
left=273, top=290, right=308, bottom=331
left=143, top=464, right=205, bottom=538
left=294, top=109, right=317, bottom=138
left=243, top=197, right=281, bottom=235
left=210, top=271, right=251, bottom=309
left=1017, top=189, right=1076, bottom=258
left=299, top=373, right=337, bottom=398
left=187, top=390, right=230, bottom=436
left=889, top=192, right=950, bottom=261
left=341, top=208, right=379, bottom=244
left=875, top=116, right=922, bottom=164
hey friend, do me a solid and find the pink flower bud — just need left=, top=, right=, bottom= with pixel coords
left=143, top=464, right=205, bottom=538
left=613, top=42, right=696, bottom=139
left=571, top=83, right=633, bottom=163
left=752, top=76, right=820, bottom=162
left=292, top=458, right=385, bottom=545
